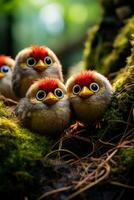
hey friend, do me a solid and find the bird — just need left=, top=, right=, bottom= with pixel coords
left=15, top=78, right=71, bottom=137
left=0, top=55, right=17, bottom=100
left=12, top=45, right=63, bottom=98
left=66, top=70, right=112, bottom=126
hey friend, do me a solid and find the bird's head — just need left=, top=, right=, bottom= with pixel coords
left=15, top=45, right=61, bottom=73
left=0, top=55, right=14, bottom=80
left=26, top=78, right=67, bottom=105
left=66, top=70, right=112, bottom=102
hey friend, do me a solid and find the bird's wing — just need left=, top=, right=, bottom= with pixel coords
left=15, top=98, right=32, bottom=123
left=12, top=68, right=22, bottom=98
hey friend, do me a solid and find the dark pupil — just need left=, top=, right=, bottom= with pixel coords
left=28, top=58, right=35, bottom=65
left=74, top=86, right=80, bottom=93
left=45, top=57, right=51, bottom=65
left=91, top=84, right=98, bottom=91
left=3, top=67, right=9, bottom=73
left=37, top=91, right=44, bottom=99
left=56, top=90, right=62, bottom=97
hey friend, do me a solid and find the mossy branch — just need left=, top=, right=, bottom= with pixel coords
left=0, top=101, right=50, bottom=199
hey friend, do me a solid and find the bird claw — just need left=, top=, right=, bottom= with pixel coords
left=70, top=121, right=85, bottom=130
left=95, top=122, right=101, bottom=129
left=66, top=121, right=85, bottom=136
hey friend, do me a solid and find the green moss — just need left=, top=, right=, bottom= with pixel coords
left=83, top=20, right=121, bottom=74
left=0, top=101, right=50, bottom=199
left=96, top=65, right=134, bottom=141
left=104, top=17, right=134, bottom=75
left=113, top=65, right=134, bottom=90
left=83, top=25, right=99, bottom=69
left=83, top=24, right=117, bottom=73
left=112, top=65, right=134, bottom=115
left=83, top=7, right=134, bottom=75
left=120, top=147, right=134, bottom=169
left=127, top=36, right=134, bottom=66
left=0, top=101, right=10, bottom=117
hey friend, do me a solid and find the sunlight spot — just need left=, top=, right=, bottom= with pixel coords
left=39, top=3, right=64, bottom=34
left=68, top=4, right=88, bottom=24
left=30, top=0, right=47, bottom=6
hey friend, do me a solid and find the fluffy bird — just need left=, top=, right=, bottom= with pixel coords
left=66, top=70, right=112, bottom=126
left=12, top=45, right=63, bottom=98
left=15, top=78, right=71, bottom=137
left=0, top=55, right=16, bottom=100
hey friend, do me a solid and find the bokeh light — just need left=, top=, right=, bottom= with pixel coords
left=39, top=3, right=64, bottom=34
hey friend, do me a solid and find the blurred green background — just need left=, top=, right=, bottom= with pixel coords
left=0, top=0, right=101, bottom=73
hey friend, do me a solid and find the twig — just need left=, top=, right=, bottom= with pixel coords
left=43, top=149, right=80, bottom=161
left=65, top=163, right=110, bottom=200
left=38, top=186, right=72, bottom=200
left=110, top=181, right=134, bottom=190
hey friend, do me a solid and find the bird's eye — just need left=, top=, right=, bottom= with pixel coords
left=54, top=88, right=64, bottom=99
left=36, top=90, right=46, bottom=101
left=72, top=84, right=81, bottom=95
left=0, top=65, right=10, bottom=73
left=27, top=57, right=36, bottom=67
left=44, top=56, right=53, bottom=66
left=90, top=82, right=99, bottom=92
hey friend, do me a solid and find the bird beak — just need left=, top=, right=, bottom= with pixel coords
left=34, top=60, right=47, bottom=71
left=79, top=86, right=94, bottom=98
left=43, top=92, right=58, bottom=105
left=0, top=72, right=4, bottom=79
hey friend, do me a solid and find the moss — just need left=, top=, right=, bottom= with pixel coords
left=83, top=23, right=118, bottom=74
left=0, top=101, right=50, bottom=199
left=127, top=36, right=134, bottom=66
left=96, top=65, right=134, bottom=142
left=112, top=65, right=134, bottom=114
left=120, top=147, right=134, bottom=169
left=83, top=25, right=99, bottom=69
left=0, top=101, right=10, bottom=117
left=83, top=18, right=121, bottom=74
left=83, top=0, right=134, bottom=75
left=103, top=17, right=134, bottom=75
left=112, top=146, right=134, bottom=181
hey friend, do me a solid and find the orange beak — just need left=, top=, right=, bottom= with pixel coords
left=79, top=86, right=94, bottom=98
left=34, top=60, right=47, bottom=71
left=43, top=92, right=58, bottom=105
left=0, top=72, right=4, bottom=79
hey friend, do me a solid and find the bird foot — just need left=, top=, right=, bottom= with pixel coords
left=70, top=121, right=85, bottom=130
left=66, top=121, right=85, bottom=136
left=95, top=122, right=101, bottom=129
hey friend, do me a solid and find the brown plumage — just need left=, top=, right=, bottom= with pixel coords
left=12, top=45, right=63, bottom=98
left=0, top=55, right=16, bottom=100
left=66, top=70, right=112, bottom=126
left=15, top=78, right=71, bottom=137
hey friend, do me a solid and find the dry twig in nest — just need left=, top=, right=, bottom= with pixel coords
left=38, top=131, right=134, bottom=200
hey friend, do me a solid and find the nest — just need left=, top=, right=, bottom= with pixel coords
left=38, top=124, right=134, bottom=200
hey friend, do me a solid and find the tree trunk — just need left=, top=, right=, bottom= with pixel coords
left=0, top=14, right=14, bottom=56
